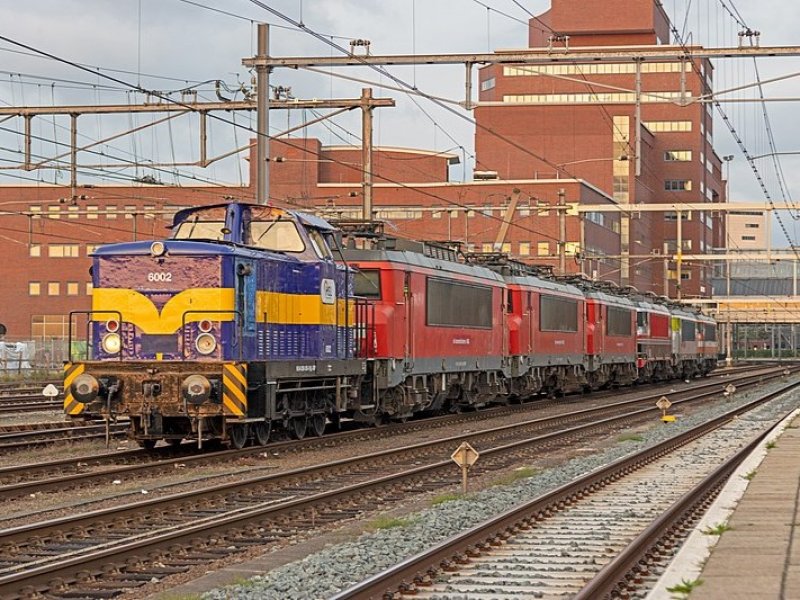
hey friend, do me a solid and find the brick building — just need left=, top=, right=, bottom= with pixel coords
left=474, top=0, right=726, bottom=297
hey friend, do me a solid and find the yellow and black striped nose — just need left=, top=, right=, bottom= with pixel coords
left=222, top=363, right=248, bottom=417
left=63, top=362, right=86, bottom=416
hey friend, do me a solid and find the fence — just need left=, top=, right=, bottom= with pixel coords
left=0, top=337, right=83, bottom=376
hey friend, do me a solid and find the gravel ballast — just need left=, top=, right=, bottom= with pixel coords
left=201, top=377, right=800, bottom=600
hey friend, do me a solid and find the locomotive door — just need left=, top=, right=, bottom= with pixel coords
left=404, top=271, right=413, bottom=362
left=235, top=259, right=257, bottom=357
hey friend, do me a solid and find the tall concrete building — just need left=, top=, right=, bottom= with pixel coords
left=473, top=0, right=727, bottom=297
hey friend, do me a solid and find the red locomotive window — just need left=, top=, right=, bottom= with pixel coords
left=607, top=307, right=632, bottom=336
left=354, top=269, right=381, bottom=299
left=540, top=295, right=578, bottom=332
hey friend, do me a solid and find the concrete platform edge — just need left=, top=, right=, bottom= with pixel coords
left=645, top=407, right=800, bottom=600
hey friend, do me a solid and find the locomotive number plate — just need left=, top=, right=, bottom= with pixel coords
left=147, top=272, right=173, bottom=282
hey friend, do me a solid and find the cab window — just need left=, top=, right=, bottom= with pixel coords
left=308, top=229, right=333, bottom=259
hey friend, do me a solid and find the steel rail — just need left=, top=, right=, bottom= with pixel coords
left=574, top=421, right=775, bottom=599
left=330, top=380, right=800, bottom=599
left=0, top=372, right=791, bottom=597
left=0, top=368, right=781, bottom=500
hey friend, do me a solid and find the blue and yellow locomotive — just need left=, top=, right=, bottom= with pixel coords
left=64, top=202, right=367, bottom=448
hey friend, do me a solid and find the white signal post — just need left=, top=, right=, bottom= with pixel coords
left=451, top=442, right=480, bottom=494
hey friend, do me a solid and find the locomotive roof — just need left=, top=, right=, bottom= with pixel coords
left=171, top=201, right=337, bottom=232
left=583, top=289, right=636, bottom=308
left=504, top=274, right=583, bottom=297
left=343, top=247, right=504, bottom=284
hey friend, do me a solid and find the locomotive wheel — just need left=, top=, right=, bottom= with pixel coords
left=253, top=421, right=271, bottom=446
left=137, top=439, right=157, bottom=450
left=310, top=414, right=326, bottom=437
left=291, top=417, right=307, bottom=439
left=228, top=424, right=249, bottom=449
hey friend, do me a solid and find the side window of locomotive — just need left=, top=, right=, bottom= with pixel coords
left=506, top=290, right=514, bottom=314
left=704, top=323, right=717, bottom=341
left=539, top=295, right=578, bottom=332
left=681, top=319, right=696, bottom=340
left=249, top=220, right=306, bottom=252
left=308, top=229, right=333, bottom=259
left=607, top=307, right=632, bottom=336
left=636, top=311, right=649, bottom=335
left=426, top=277, right=492, bottom=329
left=354, top=269, right=381, bottom=299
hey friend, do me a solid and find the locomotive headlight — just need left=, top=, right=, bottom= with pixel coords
left=150, top=241, right=166, bottom=257
left=102, top=333, right=121, bottom=354
left=195, top=333, right=217, bottom=355
left=182, top=374, right=211, bottom=404
left=71, top=373, right=99, bottom=403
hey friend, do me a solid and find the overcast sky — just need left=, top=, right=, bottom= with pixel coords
left=1, top=0, right=798, bottom=244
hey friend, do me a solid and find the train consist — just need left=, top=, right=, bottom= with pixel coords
left=64, top=201, right=718, bottom=448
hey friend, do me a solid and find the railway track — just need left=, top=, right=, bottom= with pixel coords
left=0, top=421, right=127, bottom=452
left=0, top=368, right=792, bottom=598
left=0, top=367, right=784, bottom=502
left=332, top=384, right=796, bottom=600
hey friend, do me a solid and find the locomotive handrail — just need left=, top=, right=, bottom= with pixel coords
left=68, top=310, right=123, bottom=363
left=181, top=309, right=243, bottom=361
left=353, top=298, right=376, bottom=358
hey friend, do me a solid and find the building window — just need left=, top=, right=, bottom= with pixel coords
left=482, top=243, right=493, bottom=252
left=537, top=241, right=550, bottom=256
left=31, top=314, right=75, bottom=339
left=501, top=242, right=511, bottom=253
left=665, top=180, right=692, bottom=191
left=432, top=210, right=442, bottom=219
left=86, top=205, right=99, bottom=219
left=742, top=235, right=757, bottom=241
left=642, top=121, right=692, bottom=132
left=29, top=282, right=41, bottom=296
left=537, top=205, right=550, bottom=217
left=467, top=208, right=475, bottom=218
left=520, top=207, right=530, bottom=217
left=450, top=210, right=459, bottom=219
left=86, top=282, right=94, bottom=295
left=86, top=244, right=101, bottom=255
left=482, top=206, right=493, bottom=217
left=565, top=242, right=581, bottom=256
left=504, top=91, right=685, bottom=105
left=67, top=206, right=79, bottom=219
left=664, top=211, right=692, bottom=221
left=47, top=282, right=60, bottom=296
left=480, top=77, right=496, bottom=91
left=519, top=242, right=530, bottom=256
left=124, top=205, right=136, bottom=219
left=29, top=244, right=41, bottom=257
left=106, top=205, right=117, bottom=219
left=744, top=223, right=760, bottom=228
left=47, top=206, right=61, bottom=220
left=143, top=205, right=156, bottom=219
left=48, top=244, right=80, bottom=258
left=29, top=205, right=41, bottom=219
left=664, top=150, right=692, bottom=161
left=66, top=282, right=79, bottom=296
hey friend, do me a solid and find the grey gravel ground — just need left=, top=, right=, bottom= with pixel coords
left=203, top=377, right=800, bottom=600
